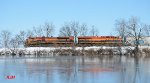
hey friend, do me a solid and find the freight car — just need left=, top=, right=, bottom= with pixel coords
left=78, top=36, right=122, bottom=46
left=25, top=36, right=74, bottom=47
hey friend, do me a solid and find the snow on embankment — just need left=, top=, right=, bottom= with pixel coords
left=23, top=46, right=150, bottom=55
left=0, top=46, right=149, bottom=55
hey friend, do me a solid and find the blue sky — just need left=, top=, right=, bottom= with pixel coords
left=0, top=0, right=150, bottom=36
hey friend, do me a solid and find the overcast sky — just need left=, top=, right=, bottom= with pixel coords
left=0, top=0, right=150, bottom=36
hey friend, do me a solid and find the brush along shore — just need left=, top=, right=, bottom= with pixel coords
left=0, top=46, right=150, bottom=57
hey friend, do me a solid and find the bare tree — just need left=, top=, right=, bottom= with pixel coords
left=143, top=24, right=150, bottom=36
left=27, top=22, right=55, bottom=38
left=0, top=30, right=11, bottom=48
left=32, top=26, right=44, bottom=37
left=59, top=23, right=72, bottom=36
left=115, top=17, right=145, bottom=55
left=26, top=30, right=34, bottom=37
left=126, top=17, right=143, bottom=53
left=59, top=21, right=79, bottom=37
left=115, top=19, right=127, bottom=45
left=43, top=22, right=55, bottom=37
left=79, top=23, right=88, bottom=36
left=0, top=30, right=11, bottom=55
left=59, top=21, right=89, bottom=37
left=10, top=36, right=20, bottom=54
left=90, top=25, right=98, bottom=36
left=15, top=31, right=26, bottom=47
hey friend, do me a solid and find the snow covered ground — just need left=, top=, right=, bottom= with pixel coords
left=0, top=46, right=150, bottom=55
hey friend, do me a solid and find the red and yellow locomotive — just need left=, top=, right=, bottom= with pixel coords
left=25, top=36, right=74, bottom=47
left=78, top=36, right=122, bottom=46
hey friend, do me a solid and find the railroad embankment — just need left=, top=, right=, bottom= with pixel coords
left=0, top=46, right=150, bottom=57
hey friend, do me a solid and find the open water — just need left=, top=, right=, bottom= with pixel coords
left=0, top=56, right=150, bottom=83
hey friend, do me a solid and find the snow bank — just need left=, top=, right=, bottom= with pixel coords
left=0, top=46, right=149, bottom=55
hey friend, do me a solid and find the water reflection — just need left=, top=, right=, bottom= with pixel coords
left=0, top=56, right=150, bottom=83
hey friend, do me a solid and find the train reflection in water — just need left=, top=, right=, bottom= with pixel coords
left=0, top=56, right=149, bottom=83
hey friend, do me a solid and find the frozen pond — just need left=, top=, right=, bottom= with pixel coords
left=0, top=56, right=150, bottom=83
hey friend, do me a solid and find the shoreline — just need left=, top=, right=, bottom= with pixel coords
left=0, top=46, right=150, bottom=57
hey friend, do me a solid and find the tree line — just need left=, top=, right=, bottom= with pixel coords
left=0, top=16, right=150, bottom=49
left=0, top=16, right=150, bottom=57
left=0, top=21, right=98, bottom=49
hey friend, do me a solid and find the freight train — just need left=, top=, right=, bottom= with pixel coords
left=25, top=36, right=122, bottom=47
